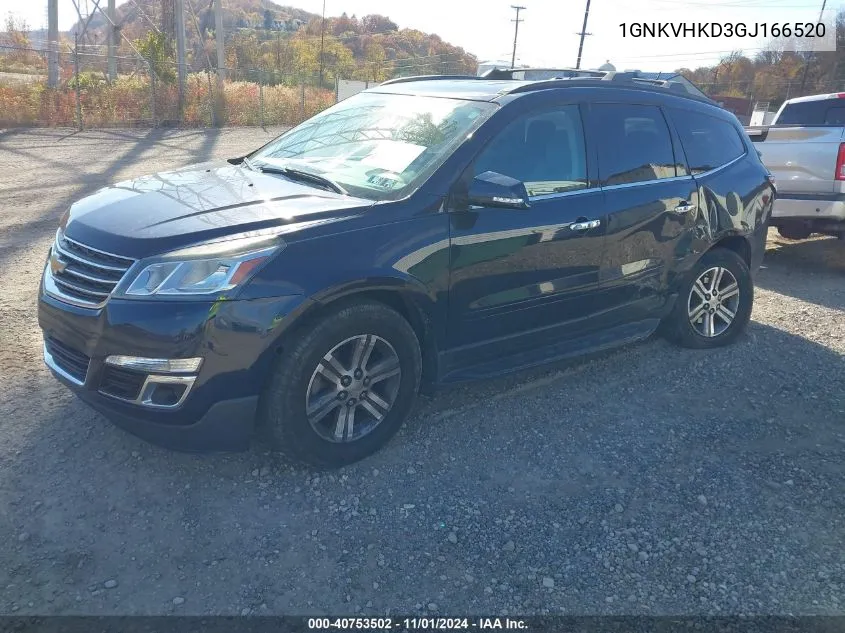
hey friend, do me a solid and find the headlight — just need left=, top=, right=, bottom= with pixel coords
left=120, top=234, right=283, bottom=298
left=58, top=208, right=70, bottom=231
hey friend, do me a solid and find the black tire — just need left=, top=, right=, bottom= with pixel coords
left=258, top=300, right=422, bottom=469
left=662, top=248, right=753, bottom=349
left=777, top=225, right=811, bottom=240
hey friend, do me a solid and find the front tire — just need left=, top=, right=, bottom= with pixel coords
left=259, top=300, right=422, bottom=468
left=662, top=248, right=753, bottom=349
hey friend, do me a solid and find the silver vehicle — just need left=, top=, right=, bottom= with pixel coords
left=747, top=92, right=845, bottom=240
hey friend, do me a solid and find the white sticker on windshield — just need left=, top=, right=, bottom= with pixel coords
left=367, top=174, right=400, bottom=189
left=359, top=141, right=425, bottom=173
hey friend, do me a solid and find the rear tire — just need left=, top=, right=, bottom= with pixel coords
left=258, top=300, right=422, bottom=469
left=662, top=248, right=753, bottom=349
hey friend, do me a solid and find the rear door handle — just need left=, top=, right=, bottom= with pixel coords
left=570, top=219, right=601, bottom=231
left=674, top=202, right=696, bottom=214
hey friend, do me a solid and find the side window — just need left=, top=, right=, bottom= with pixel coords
left=670, top=109, right=746, bottom=174
left=591, top=103, right=677, bottom=186
left=473, top=105, right=588, bottom=196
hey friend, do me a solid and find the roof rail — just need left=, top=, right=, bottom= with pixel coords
left=600, top=71, right=637, bottom=82
left=374, top=68, right=715, bottom=105
left=482, top=67, right=605, bottom=80
left=602, top=70, right=712, bottom=100
left=379, top=74, right=481, bottom=86
left=506, top=76, right=717, bottom=104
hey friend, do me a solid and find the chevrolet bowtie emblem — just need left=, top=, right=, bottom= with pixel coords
left=49, top=253, right=67, bottom=275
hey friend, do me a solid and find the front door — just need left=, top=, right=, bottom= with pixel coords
left=446, top=103, right=607, bottom=367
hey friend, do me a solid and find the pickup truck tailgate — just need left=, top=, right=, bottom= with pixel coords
left=753, top=126, right=844, bottom=194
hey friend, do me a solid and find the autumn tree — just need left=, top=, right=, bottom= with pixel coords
left=136, top=30, right=176, bottom=83
left=4, top=13, right=34, bottom=66
left=361, top=15, right=398, bottom=34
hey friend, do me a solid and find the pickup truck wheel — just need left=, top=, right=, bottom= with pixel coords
left=777, top=226, right=811, bottom=240
left=258, top=300, right=422, bottom=469
left=662, top=248, right=753, bottom=349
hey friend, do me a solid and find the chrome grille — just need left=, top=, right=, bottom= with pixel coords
left=46, top=231, right=135, bottom=308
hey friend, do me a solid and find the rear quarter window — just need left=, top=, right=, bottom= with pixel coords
left=669, top=109, right=746, bottom=175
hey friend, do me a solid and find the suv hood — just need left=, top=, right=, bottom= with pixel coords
left=62, top=161, right=374, bottom=259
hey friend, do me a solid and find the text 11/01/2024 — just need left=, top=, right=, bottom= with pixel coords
left=307, top=618, right=528, bottom=630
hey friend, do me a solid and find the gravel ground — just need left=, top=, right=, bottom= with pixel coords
left=0, top=128, right=843, bottom=617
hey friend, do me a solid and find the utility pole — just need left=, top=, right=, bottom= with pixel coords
left=510, top=5, right=526, bottom=69
left=215, top=0, right=225, bottom=83
left=47, top=0, right=59, bottom=88
left=319, top=0, right=327, bottom=86
left=799, top=0, right=827, bottom=94
left=175, top=0, right=188, bottom=118
left=107, top=0, right=116, bottom=81
left=575, top=0, right=592, bottom=69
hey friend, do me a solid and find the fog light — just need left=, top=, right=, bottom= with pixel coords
left=146, top=382, right=188, bottom=407
left=105, top=356, right=202, bottom=374
left=138, top=375, right=196, bottom=409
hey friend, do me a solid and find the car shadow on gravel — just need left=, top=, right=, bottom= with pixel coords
left=757, top=236, right=845, bottom=311
left=3, top=318, right=845, bottom=614
left=0, top=128, right=222, bottom=267
left=14, top=317, right=845, bottom=479
left=0, top=128, right=26, bottom=142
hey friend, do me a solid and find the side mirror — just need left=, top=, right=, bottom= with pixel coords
left=466, top=171, right=530, bottom=210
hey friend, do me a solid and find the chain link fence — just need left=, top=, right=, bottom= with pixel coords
left=0, top=43, right=338, bottom=129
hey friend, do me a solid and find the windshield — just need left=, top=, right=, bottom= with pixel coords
left=250, top=92, right=497, bottom=201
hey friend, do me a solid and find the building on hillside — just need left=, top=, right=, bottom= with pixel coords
left=710, top=95, right=753, bottom=124
left=244, top=17, right=305, bottom=31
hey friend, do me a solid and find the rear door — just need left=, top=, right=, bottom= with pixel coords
left=588, top=102, right=699, bottom=324
left=667, top=105, right=758, bottom=232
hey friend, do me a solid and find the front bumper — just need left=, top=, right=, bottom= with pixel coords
left=38, top=287, right=308, bottom=452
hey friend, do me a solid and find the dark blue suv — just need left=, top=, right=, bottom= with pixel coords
left=39, top=72, right=775, bottom=467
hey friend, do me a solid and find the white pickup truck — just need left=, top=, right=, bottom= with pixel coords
left=746, top=92, right=845, bottom=240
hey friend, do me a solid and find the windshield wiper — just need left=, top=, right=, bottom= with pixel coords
left=252, top=163, right=347, bottom=195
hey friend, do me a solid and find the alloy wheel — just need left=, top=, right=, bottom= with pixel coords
left=687, top=266, right=741, bottom=338
left=305, top=334, right=402, bottom=443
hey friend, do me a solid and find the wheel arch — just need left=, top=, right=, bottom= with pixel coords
left=710, top=233, right=752, bottom=267
left=270, top=279, right=442, bottom=388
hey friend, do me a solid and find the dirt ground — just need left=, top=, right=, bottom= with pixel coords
left=0, top=128, right=843, bottom=616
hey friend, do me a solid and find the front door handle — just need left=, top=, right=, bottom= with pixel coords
left=674, top=201, right=696, bottom=214
left=570, top=219, right=601, bottom=231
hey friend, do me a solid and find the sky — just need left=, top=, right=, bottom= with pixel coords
left=1, top=0, right=841, bottom=72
